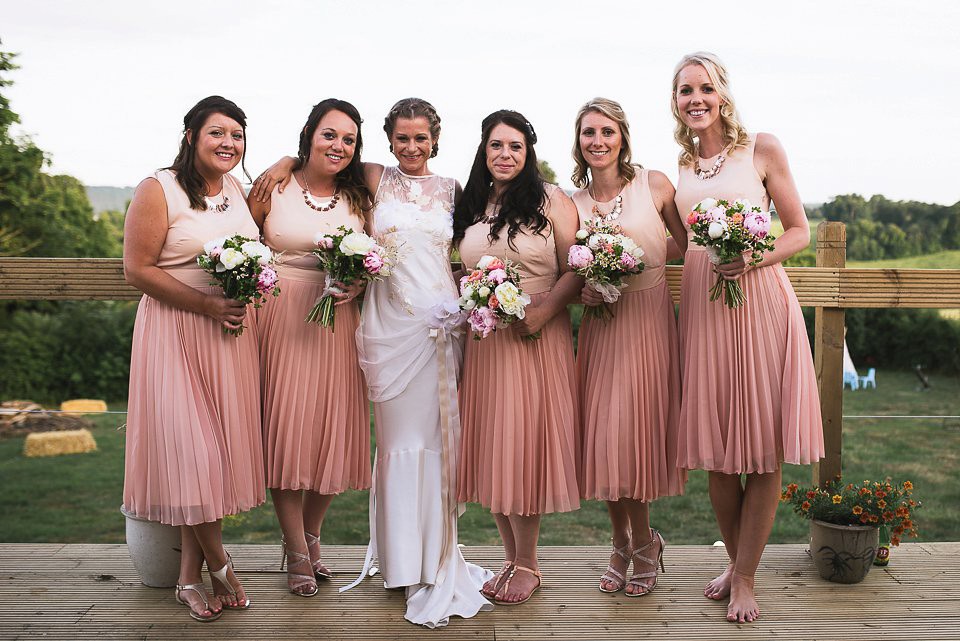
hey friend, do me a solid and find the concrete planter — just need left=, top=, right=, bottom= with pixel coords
left=810, top=519, right=879, bottom=584
left=121, top=506, right=181, bottom=587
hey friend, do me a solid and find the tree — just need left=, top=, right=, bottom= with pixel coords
left=0, top=41, right=120, bottom=258
left=538, top=159, right=558, bottom=185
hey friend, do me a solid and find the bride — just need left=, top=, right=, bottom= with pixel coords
left=254, top=97, right=492, bottom=627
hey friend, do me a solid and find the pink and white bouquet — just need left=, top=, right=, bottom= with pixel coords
left=307, top=225, right=393, bottom=329
left=687, top=197, right=776, bottom=307
left=197, top=234, right=280, bottom=336
left=568, top=217, right=646, bottom=321
left=457, top=255, right=535, bottom=340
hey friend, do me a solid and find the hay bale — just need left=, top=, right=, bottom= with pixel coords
left=24, top=429, right=97, bottom=457
left=60, top=399, right=108, bottom=417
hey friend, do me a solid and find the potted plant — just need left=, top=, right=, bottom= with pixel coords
left=781, top=479, right=920, bottom=584
left=121, top=505, right=182, bottom=587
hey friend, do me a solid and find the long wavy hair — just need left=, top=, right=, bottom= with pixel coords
left=452, top=110, right=547, bottom=250
left=296, top=98, right=372, bottom=219
left=570, top=97, right=640, bottom=189
left=167, top=96, right=250, bottom=211
left=383, top=97, right=442, bottom=158
left=671, top=52, right=750, bottom=167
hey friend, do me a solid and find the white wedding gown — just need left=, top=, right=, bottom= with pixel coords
left=342, top=166, right=492, bottom=627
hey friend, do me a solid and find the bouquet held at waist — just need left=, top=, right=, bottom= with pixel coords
left=458, top=255, right=536, bottom=340
left=567, top=216, right=646, bottom=321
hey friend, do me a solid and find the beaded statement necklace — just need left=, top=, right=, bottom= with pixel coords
left=301, top=171, right=340, bottom=212
left=693, top=144, right=728, bottom=180
left=204, top=185, right=231, bottom=213
left=588, top=183, right=624, bottom=222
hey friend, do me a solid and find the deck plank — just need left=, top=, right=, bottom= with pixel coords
left=0, top=543, right=958, bottom=640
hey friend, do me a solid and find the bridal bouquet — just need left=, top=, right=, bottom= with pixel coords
left=307, top=225, right=393, bottom=329
left=568, top=217, right=645, bottom=321
left=458, top=255, right=535, bottom=339
left=197, top=234, right=280, bottom=336
left=687, top=197, right=776, bottom=307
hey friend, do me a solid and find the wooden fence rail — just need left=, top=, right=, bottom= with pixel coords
left=2, top=222, right=959, bottom=485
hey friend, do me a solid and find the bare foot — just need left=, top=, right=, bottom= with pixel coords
left=496, top=566, right=541, bottom=604
left=600, top=539, right=630, bottom=592
left=704, top=563, right=735, bottom=600
left=726, top=572, right=759, bottom=623
left=482, top=561, right=513, bottom=598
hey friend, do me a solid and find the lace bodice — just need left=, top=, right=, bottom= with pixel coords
left=370, top=166, right=458, bottom=314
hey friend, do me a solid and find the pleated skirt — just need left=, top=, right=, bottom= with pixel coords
left=457, top=292, right=580, bottom=516
left=676, top=249, right=824, bottom=474
left=122, top=289, right=265, bottom=526
left=257, top=276, right=370, bottom=493
left=577, top=282, right=687, bottom=501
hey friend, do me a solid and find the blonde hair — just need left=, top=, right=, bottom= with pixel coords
left=570, top=97, right=640, bottom=189
left=671, top=52, right=750, bottom=167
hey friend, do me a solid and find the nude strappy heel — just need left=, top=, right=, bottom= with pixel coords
left=626, top=529, right=665, bottom=597
left=494, top=564, right=541, bottom=606
left=599, top=540, right=631, bottom=593
left=304, top=530, right=333, bottom=580
left=209, top=552, right=251, bottom=609
left=280, top=540, right=319, bottom=597
left=175, top=583, right=222, bottom=622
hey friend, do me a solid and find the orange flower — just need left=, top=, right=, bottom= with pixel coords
left=806, top=490, right=817, bottom=499
left=877, top=499, right=887, bottom=509
left=801, top=501, right=811, bottom=511
left=869, top=514, right=879, bottom=523
left=883, top=511, right=894, bottom=522
left=859, top=488, right=871, bottom=496
left=846, top=483, right=854, bottom=490
left=488, top=294, right=500, bottom=310
left=787, top=483, right=799, bottom=492
left=852, top=506, right=863, bottom=515
left=903, top=481, right=913, bottom=492
left=732, top=213, right=744, bottom=224
left=780, top=492, right=787, bottom=501
left=860, top=513, right=870, bottom=524
left=896, top=506, right=909, bottom=517
left=832, top=495, right=842, bottom=504
left=893, top=525, right=904, bottom=535
left=902, top=519, right=913, bottom=529
left=891, top=536, right=901, bottom=546
left=875, top=490, right=887, bottom=498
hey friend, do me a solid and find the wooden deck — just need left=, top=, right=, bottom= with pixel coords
left=2, top=543, right=959, bottom=640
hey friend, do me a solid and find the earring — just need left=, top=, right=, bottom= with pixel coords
left=388, top=143, right=393, bottom=153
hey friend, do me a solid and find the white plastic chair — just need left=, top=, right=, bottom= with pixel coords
left=843, top=371, right=859, bottom=390
left=859, top=368, right=876, bottom=389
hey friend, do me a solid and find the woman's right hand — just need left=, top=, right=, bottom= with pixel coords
left=251, top=156, right=297, bottom=202
left=205, top=295, right=247, bottom=330
left=580, top=284, right=604, bottom=307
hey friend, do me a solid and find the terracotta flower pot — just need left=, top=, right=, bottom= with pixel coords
left=810, top=519, right=879, bottom=584
left=121, top=505, right=181, bottom=587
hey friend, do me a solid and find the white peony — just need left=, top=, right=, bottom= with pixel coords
left=240, top=240, right=272, bottom=265
left=575, top=229, right=588, bottom=240
left=462, top=285, right=475, bottom=298
left=203, top=236, right=228, bottom=256
left=478, top=286, right=491, bottom=298
left=696, top=197, right=718, bottom=211
left=218, top=248, right=245, bottom=271
left=476, top=255, right=497, bottom=270
left=494, top=281, right=530, bottom=318
left=339, top=232, right=376, bottom=256
left=619, top=236, right=639, bottom=256
left=707, top=221, right=728, bottom=240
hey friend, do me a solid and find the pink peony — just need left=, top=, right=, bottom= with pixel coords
left=488, top=268, right=508, bottom=284
left=363, top=251, right=384, bottom=273
left=619, top=252, right=637, bottom=270
left=257, top=266, right=278, bottom=292
left=486, top=258, right=505, bottom=271
left=567, top=244, right=594, bottom=270
left=468, top=306, right=498, bottom=338
left=706, top=206, right=727, bottom=224
left=316, top=236, right=334, bottom=250
left=744, top=211, right=771, bottom=238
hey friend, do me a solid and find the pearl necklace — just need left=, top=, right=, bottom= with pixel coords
left=301, top=171, right=340, bottom=212
left=589, top=186, right=623, bottom=222
left=693, top=146, right=727, bottom=180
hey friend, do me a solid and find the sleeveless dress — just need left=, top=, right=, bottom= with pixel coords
left=674, top=136, right=824, bottom=474
left=257, top=176, right=370, bottom=493
left=456, top=184, right=581, bottom=516
left=123, top=169, right=265, bottom=526
left=572, top=170, right=686, bottom=501
left=345, top=167, right=492, bottom=628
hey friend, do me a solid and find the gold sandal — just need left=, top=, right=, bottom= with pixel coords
left=494, top=564, right=541, bottom=606
left=482, top=561, right=514, bottom=598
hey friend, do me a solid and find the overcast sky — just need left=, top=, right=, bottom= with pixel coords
left=4, top=0, right=958, bottom=205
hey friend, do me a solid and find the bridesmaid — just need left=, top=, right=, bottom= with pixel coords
left=248, top=99, right=372, bottom=596
left=571, top=98, right=688, bottom=596
left=671, top=52, right=823, bottom=623
left=123, top=96, right=262, bottom=621
left=454, top=110, right=582, bottom=606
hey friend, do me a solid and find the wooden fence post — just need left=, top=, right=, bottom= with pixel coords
left=813, top=221, right=845, bottom=487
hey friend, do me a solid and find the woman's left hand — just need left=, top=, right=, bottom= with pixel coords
left=716, top=254, right=751, bottom=281
left=332, top=281, right=365, bottom=305
left=514, top=304, right=549, bottom=337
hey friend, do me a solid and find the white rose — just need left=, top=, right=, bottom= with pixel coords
left=478, top=286, right=491, bottom=298
left=476, top=255, right=496, bottom=270
left=218, top=248, right=245, bottom=271
left=339, top=232, right=376, bottom=256
left=464, top=298, right=477, bottom=310
left=575, top=229, right=588, bottom=240
left=462, top=285, right=475, bottom=298
left=697, top=197, right=718, bottom=211
left=587, top=235, right=600, bottom=249
left=240, top=240, right=272, bottom=265
left=203, top=236, right=228, bottom=256
left=707, top=221, right=727, bottom=239
left=619, top=236, right=639, bottom=255
left=494, top=281, right=530, bottom=318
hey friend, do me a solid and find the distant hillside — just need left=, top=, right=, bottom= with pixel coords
left=85, top=186, right=134, bottom=214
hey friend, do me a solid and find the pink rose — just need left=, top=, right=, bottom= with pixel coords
left=619, top=252, right=637, bottom=270
left=488, top=268, right=507, bottom=284
left=317, top=236, right=334, bottom=250
left=468, top=306, right=498, bottom=338
left=567, top=244, right=594, bottom=270
left=257, top=266, right=278, bottom=292
left=363, top=251, right=384, bottom=274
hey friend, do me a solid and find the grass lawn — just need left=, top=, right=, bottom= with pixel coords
left=848, top=249, right=960, bottom=270
left=2, top=370, right=957, bottom=546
